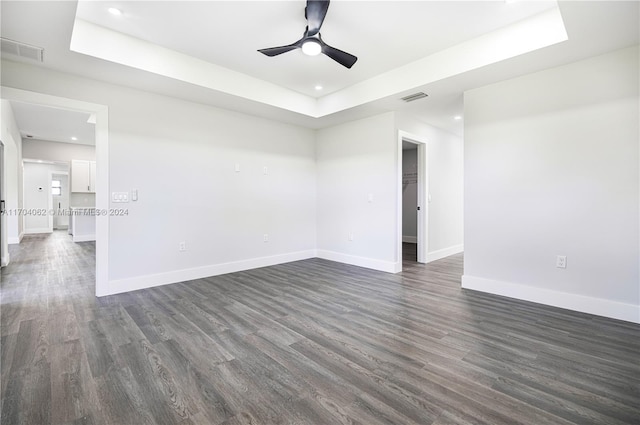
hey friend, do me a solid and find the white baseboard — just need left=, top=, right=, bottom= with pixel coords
left=73, top=234, right=96, bottom=242
left=99, top=250, right=317, bottom=297
left=24, top=228, right=52, bottom=235
left=1, top=254, right=8, bottom=267
left=402, top=236, right=417, bottom=243
left=462, top=275, right=640, bottom=324
left=316, top=250, right=401, bottom=273
left=9, top=232, right=23, bottom=244
left=426, top=244, right=464, bottom=263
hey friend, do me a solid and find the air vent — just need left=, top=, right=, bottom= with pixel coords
left=401, top=92, right=428, bottom=102
left=1, top=38, right=44, bottom=62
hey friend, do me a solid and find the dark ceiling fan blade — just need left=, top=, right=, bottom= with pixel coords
left=258, top=43, right=300, bottom=57
left=306, top=0, right=330, bottom=36
left=319, top=38, right=357, bottom=69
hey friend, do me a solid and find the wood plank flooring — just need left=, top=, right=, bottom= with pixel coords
left=1, top=233, right=639, bottom=424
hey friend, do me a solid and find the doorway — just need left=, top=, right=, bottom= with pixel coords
left=1, top=86, right=109, bottom=295
left=0, top=141, right=5, bottom=267
left=52, top=172, right=69, bottom=230
left=397, top=131, right=428, bottom=269
left=402, top=142, right=418, bottom=261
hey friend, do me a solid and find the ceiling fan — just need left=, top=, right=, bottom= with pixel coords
left=258, top=0, right=358, bottom=69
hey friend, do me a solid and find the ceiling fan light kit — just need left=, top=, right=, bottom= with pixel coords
left=301, top=39, right=322, bottom=56
left=258, top=0, right=358, bottom=69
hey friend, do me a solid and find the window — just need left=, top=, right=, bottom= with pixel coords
left=52, top=180, right=61, bottom=196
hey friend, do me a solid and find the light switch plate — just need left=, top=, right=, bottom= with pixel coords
left=112, top=192, right=129, bottom=203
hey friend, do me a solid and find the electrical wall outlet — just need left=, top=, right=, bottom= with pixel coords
left=348, top=232, right=354, bottom=241
left=556, top=255, right=566, bottom=268
left=179, top=241, right=186, bottom=252
left=263, top=234, right=269, bottom=242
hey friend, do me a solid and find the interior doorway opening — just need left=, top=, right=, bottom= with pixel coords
left=1, top=87, right=109, bottom=295
left=0, top=142, right=5, bottom=267
left=402, top=141, right=419, bottom=262
left=397, top=130, right=428, bottom=269
left=52, top=171, right=70, bottom=230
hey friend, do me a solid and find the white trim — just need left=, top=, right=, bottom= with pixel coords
left=73, top=234, right=96, bottom=243
left=461, top=275, right=640, bottom=324
left=1, top=254, right=8, bottom=267
left=2, top=86, right=109, bottom=297
left=402, top=236, right=417, bottom=243
left=426, top=244, right=464, bottom=263
left=396, top=134, right=404, bottom=272
left=100, top=250, right=317, bottom=297
left=317, top=249, right=401, bottom=273
left=24, top=228, right=52, bottom=235
left=8, top=236, right=20, bottom=244
left=47, top=170, right=55, bottom=232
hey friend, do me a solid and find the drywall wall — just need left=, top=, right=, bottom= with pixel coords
left=316, top=112, right=399, bottom=271
left=2, top=60, right=317, bottom=294
left=23, top=138, right=95, bottom=162
left=23, top=139, right=96, bottom=207
left=1, top=100, right=23, bottom=251
left=396, top=113, right=464, bottom=261
left=402, top=148, right=418, bottom=242
left=463, top=46, right=639, bottom=323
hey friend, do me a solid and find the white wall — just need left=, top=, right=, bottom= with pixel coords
left=23, top=162, right=67, bottom=233
left=23, top=139, right=96, bottom=207
left=23, top=138, right=95, bottom=162
left=316, top=112, right=399, bottom=272
left=463, top=46, right=640, bottom=323
left=2, top=60, right=317, bottom=294
left=1, top=100, right=23, bottom=251
left=402, top=148, right=418, bottom=241
left=396, top=113, right=464, bottom=261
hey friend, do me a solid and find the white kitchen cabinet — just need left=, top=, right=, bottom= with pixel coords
left=71, top=160, right=96, bottom=193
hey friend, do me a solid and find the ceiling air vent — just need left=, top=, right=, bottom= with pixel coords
left=401, top=92, right=428, bottom=102
left=1, top=38, right=44, bottom=62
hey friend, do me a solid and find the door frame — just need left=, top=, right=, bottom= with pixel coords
left=1, top=86, right=109, bottom=296
left=0, top=141, right=5, bottom=267
left=397, top=130, right=428, bottom=269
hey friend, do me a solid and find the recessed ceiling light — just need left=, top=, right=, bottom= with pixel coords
left=108, top=7, right=122, bottom=16
left=454, top=116, right=462, bottom=120
left=301, top=39, right=322, bottom=56
left=71, top=136, right=78, bottom=141
left=315, top=85, right=323, bottom=91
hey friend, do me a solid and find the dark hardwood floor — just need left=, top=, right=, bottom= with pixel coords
left=1, top=233, right=639, bottom=425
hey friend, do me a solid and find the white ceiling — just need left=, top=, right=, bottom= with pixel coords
left=10, top=101, right=96, bottom=146
left=75, top=0, right=557, bottom=97
left=1, top=1, right=639, bottom=139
